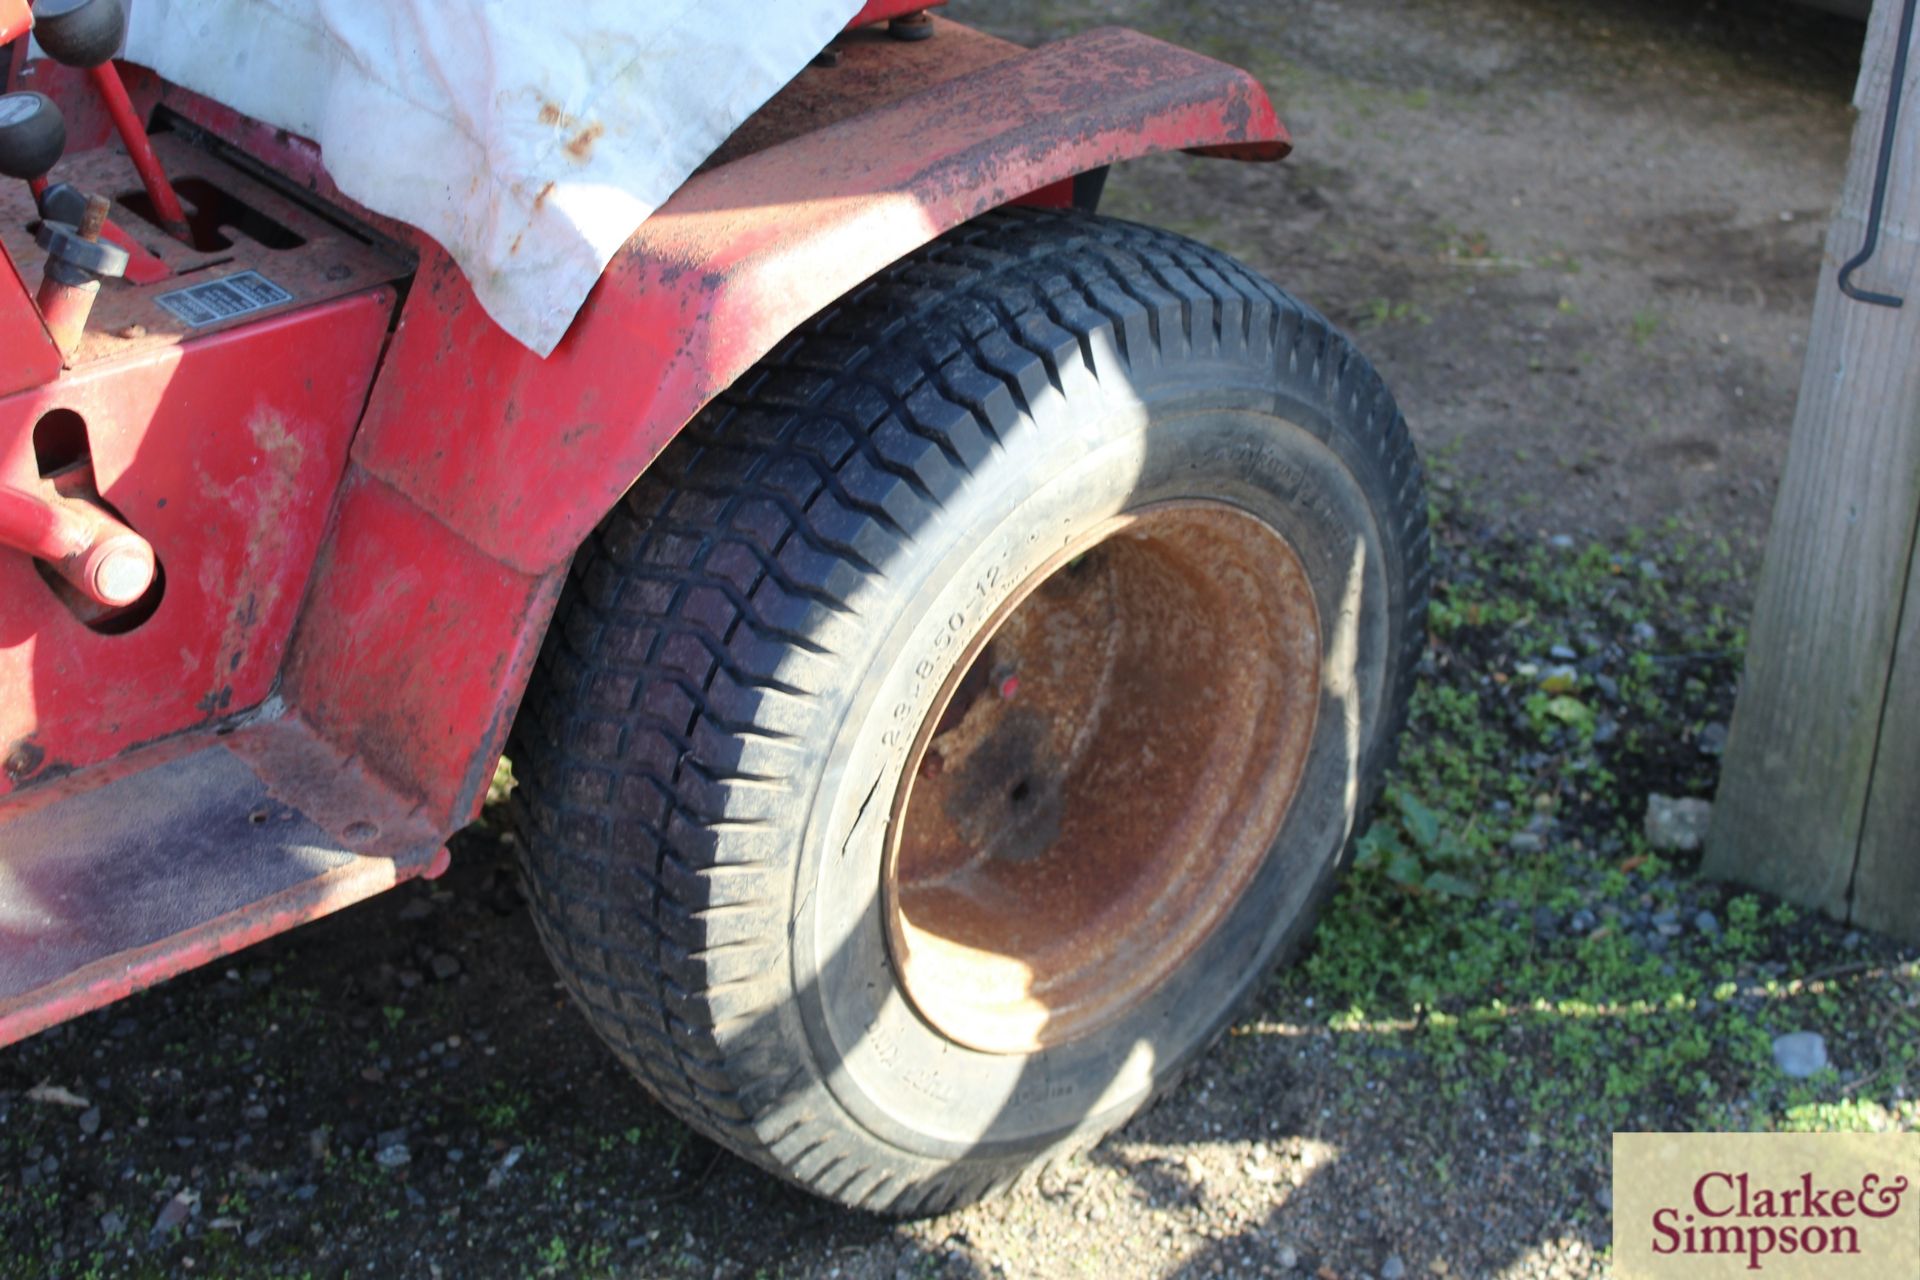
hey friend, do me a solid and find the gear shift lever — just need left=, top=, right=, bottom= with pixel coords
left=0, top=88, right=65, bottom=191
left=31, top=0, right=189, bottom=239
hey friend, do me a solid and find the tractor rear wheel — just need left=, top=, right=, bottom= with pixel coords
left=509, top=208, right=1428, bottom=1214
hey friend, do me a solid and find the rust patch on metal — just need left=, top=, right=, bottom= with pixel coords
left=884, top=502, right=1322, bottom=1053
left=199, top=410, right=306, bottom=696
left=702, top=18, right=1025, bottom=170
left=227, top=710, right=439, bottom=860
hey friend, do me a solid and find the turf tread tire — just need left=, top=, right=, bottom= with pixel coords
left=509, top=208, right=1428, bottom=1215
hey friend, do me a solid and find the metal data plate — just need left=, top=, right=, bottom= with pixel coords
left=154, top=269, right=294, bottom=326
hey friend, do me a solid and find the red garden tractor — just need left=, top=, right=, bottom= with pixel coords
left=0, top=0, right=1427, bottom=1213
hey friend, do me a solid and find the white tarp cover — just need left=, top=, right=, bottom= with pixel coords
left=121, top=0, right=866, bottom=355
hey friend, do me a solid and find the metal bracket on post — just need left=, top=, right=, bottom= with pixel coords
left=1837, top=0, right=1916, bottom=308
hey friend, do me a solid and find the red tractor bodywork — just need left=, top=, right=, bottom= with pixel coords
left=0, top=14, right=1288, bottom=1045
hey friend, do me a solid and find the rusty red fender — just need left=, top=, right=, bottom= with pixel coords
left=351, top=24, right=1288, bottom=574
left=287, top=22, right=1289, bottom=826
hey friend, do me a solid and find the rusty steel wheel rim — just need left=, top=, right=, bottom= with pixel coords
left=882, top=501, right=1323, bottom=1054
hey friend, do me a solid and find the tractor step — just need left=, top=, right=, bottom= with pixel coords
left=0, top=711, right=445, bottom=1045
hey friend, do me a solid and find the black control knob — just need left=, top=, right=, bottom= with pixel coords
left=31, top=0, right=129, bottom=69
left=0, top=91, right=65, bottom=181
left=37, top=216, right=129, bottom=281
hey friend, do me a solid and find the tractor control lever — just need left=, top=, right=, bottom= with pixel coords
left=0, top=194, right=153, bottom=610
left=34, top=190, right=127, bottom=357
left=30, top=0, right=189, bottom=240
left=0, top=478, right=155, bottom=610
left=0, top=94, right=170, bottom=284
left=0, top=7, right=157, bottom=612
left=38, top=179, right=169, bottom=283
left=28, top=0, right=121, bottom=64
left=0, top=88, right=64, bottom=193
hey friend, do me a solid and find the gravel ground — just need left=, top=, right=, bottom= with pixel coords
left=5, top=2, right=1914, bottom=1278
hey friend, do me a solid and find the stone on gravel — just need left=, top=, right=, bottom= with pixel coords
left=99, top=1211, right=124, bottom=1237
left=151, top=1189, right=197, bottom=1235
left=78, top=1107, right=100, bottom=1135
left=1383, top=1256, right=1408, bottom=1280
left=25, top=1082, right=89, bottom=1109
left=1694, top=910, right=1720, bottom=935
left=1276, top=1243, right=1300, bottom=1270
left=487, top=1145, right=524, bottom=1190
left=1539, top=664, right=1579, bottom=692
left=376, top=1144, right=412, bottom=1169
left=1696, top=722, right=1729, bottom=756
left=1772, top=1032, right=1828, bottom=1078
left=1644, top=795, right=1712, bottom=852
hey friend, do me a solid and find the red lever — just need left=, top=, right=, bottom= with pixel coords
left=89, top=62, right=188, bottom=240
left=28, top=0, right=189, bottom=241
left=0, top=481, right=154, bottom=607
left=0, top=0, right=30, bottom=46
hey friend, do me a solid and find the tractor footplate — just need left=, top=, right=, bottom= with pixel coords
left=0, top=713, right=445, bottom=1046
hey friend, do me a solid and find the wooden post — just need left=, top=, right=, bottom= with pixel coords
left=1706, top=0, right=1920, bottom=944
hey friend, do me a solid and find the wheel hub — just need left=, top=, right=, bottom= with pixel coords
left=883, top=501, right=1323, bottom=1053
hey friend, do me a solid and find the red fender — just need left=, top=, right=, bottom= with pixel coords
left=286, top=20, right=1291, bottom=826
left=352, top=23, right=1287, bottom=572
